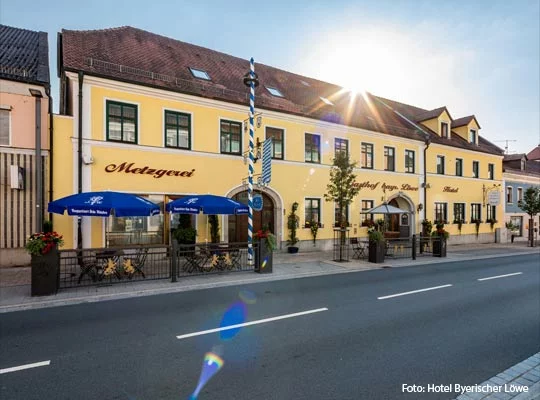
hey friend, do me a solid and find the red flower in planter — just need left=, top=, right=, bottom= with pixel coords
left=25, top=231, right=64, bottom=256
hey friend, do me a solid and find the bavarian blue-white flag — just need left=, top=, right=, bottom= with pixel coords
left=262, top=138, right=272, bottom=184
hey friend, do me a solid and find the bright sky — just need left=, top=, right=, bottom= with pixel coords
left=1, top=0, right=538, bottom=154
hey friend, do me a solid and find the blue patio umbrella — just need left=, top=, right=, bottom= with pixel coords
left=166, top=194, right=248, bottom=215
left=48, top=191, right=160, bottom=217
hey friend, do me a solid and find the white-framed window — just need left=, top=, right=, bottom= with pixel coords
left=472, top=161, right=479, bottom=178
left=434, top=202, right=448, bottom=223
left=361, top=200, right=374, bottom=224
left=517, top=187, right=523, bottom=202
left=506, top=187, right=513, bottom=204
left=455, top=158, right=463, bottom=176
left=471, top=203, right=482, bottom=222
left=441, top=122, right=449, bottom=138
left=0, top=107, right=10, bottom=146
left=436, top=155, right=445, bottom=174
left=305, top=198, right=321, bottom=227
left=405, top=150, right=415, bottom=173
left=334, top=203, right=349, bottom=227
left=453, top=203, right=466, bottom=223
left=470, top=129, right=477, bottom=144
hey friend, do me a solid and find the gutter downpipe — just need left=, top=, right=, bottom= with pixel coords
left=46, top=85, right=53, bottom=227
left=369, top=94, right=433, bottom=223
left=423, top=138, right=431, bottom=222
left=77, top=71, right=84, bottom=249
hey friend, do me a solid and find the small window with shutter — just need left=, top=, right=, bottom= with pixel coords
left=0, top=108, right=10, bottom=146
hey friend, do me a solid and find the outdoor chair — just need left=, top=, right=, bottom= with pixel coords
left=77, top=250, right=100, bottom=283
left=124, top=248, right=148, bottom=278
left=350, top=238, right=365, bottom=259
left=226, top=248, right=242, bottom=270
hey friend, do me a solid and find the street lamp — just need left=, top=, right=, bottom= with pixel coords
left=243, top=60, right=260, bottom=266
left=29, top=88, right=44, bottom=232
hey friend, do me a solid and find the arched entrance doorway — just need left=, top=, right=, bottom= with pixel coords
left=387, top=193, right=415, bottom=237
left=228, top=191, right=275, bottom=242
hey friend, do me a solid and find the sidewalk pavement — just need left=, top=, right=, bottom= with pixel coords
left=1, top=243, right=538, bottom=313
left=455, top=352, right=540, bottom=400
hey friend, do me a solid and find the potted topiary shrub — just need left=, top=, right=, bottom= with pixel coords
left=25, top=231, right=63, bottom=296
left=173, top=214, right=197, bottom=256
left=310, top=219, right=319, bottom=246
left=208, top=215, right=220, bottom=243
left=431, top=223, right=449, bottom=257
left=368, top=228, right=386, bottom=263
left=287, top=202, right=300, bottom=253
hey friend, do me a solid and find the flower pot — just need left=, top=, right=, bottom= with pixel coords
left=432, top=237, right=447, bottom=257
left=287, top=246, right=299, bottom=254
left=368, top=241, right=385, bottom=263
left=31, top=247, right=60, bottom=296
left=255, top=242, right=273, bottom=273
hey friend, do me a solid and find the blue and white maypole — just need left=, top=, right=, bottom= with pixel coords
left=243, top=58, right=259, bottom=266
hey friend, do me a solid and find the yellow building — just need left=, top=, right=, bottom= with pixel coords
left=52, top=26, right=504, bottom=250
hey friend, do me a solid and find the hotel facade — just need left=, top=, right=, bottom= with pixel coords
left=52, top=26, right=504, bottom=250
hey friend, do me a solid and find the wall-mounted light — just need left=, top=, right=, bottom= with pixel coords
left=417, top=203, right=424, bottom=212
left=29, top=88, right=43, bottom=98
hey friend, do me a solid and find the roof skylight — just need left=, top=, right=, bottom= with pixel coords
left=189, top=67, right=211, bottom=80
left=300, top=80, right=310, bottom=86
left=266, top=87, right=284, bottom=97
left=320, top=96, right=334, bottom=106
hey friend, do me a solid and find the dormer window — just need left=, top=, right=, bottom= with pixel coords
left=441, top=122, right=449, bottom=138
left=266, top=87, right=284, bottom=97
left=469, top=129, right=477, bottom=144
left=521, top=158, right=526, bottom=171
left=320, top=97, right=334, bottom=106
left=189, top=68, right=211, bottom=80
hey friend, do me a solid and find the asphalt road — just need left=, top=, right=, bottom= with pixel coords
left=1, top=253, right=539, bottom=400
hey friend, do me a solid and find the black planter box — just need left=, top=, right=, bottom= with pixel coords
left=433, top=237, right=447, bottom=257
left=368, top=241, right=386, bottom=263
left=287, top=246, right=299, bottom=254
left=255, top=242, right=273, bottom=273
left=31, top=248, right=60, bottom=296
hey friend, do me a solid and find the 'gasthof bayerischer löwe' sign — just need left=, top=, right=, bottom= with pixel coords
left=104, top=162, right=195, bottom=179
left=353, top=181, right=419, bottom=192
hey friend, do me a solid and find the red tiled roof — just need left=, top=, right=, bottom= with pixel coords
left=59, top=26, right=502, bottom=156
left=451, top=115, right=481, bottom=129
left=414, top=106, right=452, bottom=122
left=527, top=146, right=540, bottom=161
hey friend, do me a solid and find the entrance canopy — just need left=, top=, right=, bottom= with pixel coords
left=363, top=202, right=408, bottom=214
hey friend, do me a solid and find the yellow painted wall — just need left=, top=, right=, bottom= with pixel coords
left=51, top=79, right=502, bottom=248
left=51, top=114, right=75, bottom=248
left=426, top=144, right=503, bottom=235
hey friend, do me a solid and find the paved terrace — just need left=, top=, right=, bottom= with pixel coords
left=1, top=242, right=538, bottom=313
